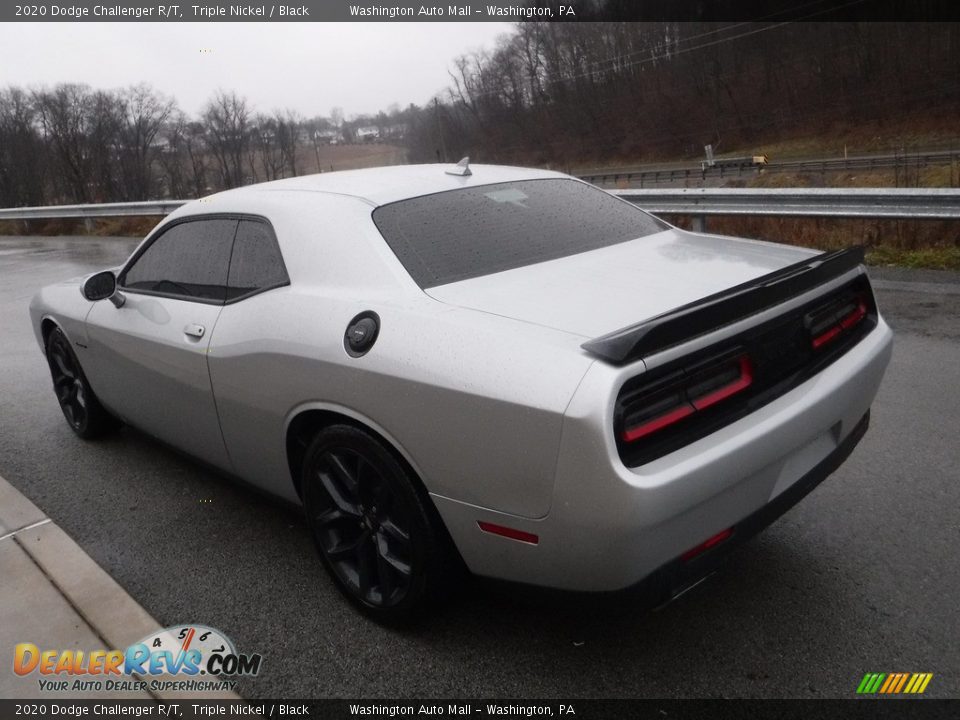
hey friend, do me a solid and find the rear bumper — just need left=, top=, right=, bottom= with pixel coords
left=627, top=408, right=870, bottom=605
left=432, top=316, right=893, bottom=592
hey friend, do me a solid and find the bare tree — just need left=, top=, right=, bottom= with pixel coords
left=202, top=90, right=251, bottom=189
left=0, top=87, right=47, bottom=207
left=33, top=84, right=97, bottom=202
left=87, top=89, right=123, bottom=201
left=253, top=114, right=283, bottom=181
left=114, top=84, right=175, bottom=200
left=156, top=111, right=194, bottom=198
left=184, top=121, right=210, bottom=195
left=275, top=109, right=302, bottom=177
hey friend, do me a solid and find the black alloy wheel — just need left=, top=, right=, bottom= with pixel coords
left=302, top=424, right=455, bottom=622
left=45, top=327, right=115, bottom=439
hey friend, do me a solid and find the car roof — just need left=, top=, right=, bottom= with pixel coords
left=205, top=163, right=568, bottom=208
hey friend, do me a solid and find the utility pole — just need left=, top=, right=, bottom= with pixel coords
left=434, top=98, right=447, bottom=163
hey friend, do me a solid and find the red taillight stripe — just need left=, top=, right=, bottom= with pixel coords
left=812, top=325, right=842, bottom=348
left=477, top=521, right=539, bottom=545
left=622, top=355, right=753, bottom=443
left=840, top=302, right=867, bottom=330
left=621, top=403, right=695, bottom=443
left=691, top=356, right=754, bottom=411
left=812, top=300, right=867, bottom=349
left=681, top=527, right=733, bottom=562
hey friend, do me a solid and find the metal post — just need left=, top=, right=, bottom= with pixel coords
left=691, top=215, right=706, bottom=233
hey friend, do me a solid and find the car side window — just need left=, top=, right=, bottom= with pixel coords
left=121, top=219, right=238, bottom=303
left=225, top=219, right=289, bottom=301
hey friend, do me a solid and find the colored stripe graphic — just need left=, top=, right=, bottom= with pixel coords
left=879, top=674, right=896, bottom=693
left=893, top=673, right=909, bottom=693
left=857, top=672, right=932, bottom=694
left=857, top=673, right=886, bottom=694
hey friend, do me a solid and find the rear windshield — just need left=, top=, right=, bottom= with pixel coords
left=372, top=178, right=667, bottom=288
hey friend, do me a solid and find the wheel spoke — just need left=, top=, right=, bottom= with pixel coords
left=326, top=452, right=359, bottom=495
left=51, top=349, right=74, bottom=379
left=375, top=532, right=412, bottom=576
left=62, top=401, right=76, bottom=425
left=356, top=535, right=375, bottom=598
left=375, top=542, right=397, bottom=598
left=316, top=468, right=361, bottom=518
left=56, top=382, right=72, bottom=402
left=314, top=507, right=356, bottom=529
left=327, top=531, right=367, bottom=561
left=379, top=517, right=410, bottom=545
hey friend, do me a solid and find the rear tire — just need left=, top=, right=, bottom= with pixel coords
left=45, top=327, right=116, bottom=439
left=301, top=424, right=455, bottom=623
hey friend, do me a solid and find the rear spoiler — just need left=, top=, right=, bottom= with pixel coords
left=581, top=247, right=866, bottom=365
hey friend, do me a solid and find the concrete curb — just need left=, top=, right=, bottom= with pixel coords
left=0, top=473, right=242, bottom=702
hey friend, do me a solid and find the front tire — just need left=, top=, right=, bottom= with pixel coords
left=301, top=424, right=454, bottom=623
left=45, top=327, right=116, bottom=439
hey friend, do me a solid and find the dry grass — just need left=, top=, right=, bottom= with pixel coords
left=724, top=115, right=960, bottom=162
left=0, top=216, right=158, bottom=238
left=296, top=142, right=407, bottom=174
left=746, top=166, right=960, bottom=190
left=865, top=245, right=960, bottom=270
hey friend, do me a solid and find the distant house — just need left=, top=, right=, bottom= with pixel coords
left=356, top=126, right=380, bottom=142
left=313, top=129, right=341, bottom=145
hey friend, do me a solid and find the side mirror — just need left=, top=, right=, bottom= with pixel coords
left=82, top=270, right=121, bottom=305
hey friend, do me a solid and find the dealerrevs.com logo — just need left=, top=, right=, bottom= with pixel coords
left=13, top=624, right=262, bottom=693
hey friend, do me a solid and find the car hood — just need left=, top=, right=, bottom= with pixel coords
left=425, top=228, right=818, bottom=339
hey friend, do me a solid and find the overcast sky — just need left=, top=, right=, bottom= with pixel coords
left=0, top=22, right=512, bottom=118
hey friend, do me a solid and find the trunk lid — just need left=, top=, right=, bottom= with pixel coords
left=425, top=229, right=817, bottom=339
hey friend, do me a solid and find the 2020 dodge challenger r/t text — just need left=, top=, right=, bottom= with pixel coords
left=30, top=163, right=892, bottom=621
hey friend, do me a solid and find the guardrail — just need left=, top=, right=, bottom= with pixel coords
left=0, top=200, right=186, bottom=220
left=613, top=187, right=960, bottom=231
left=2, top=188, right=960, bottom=234
left=580, top=149, right=960, bottom=186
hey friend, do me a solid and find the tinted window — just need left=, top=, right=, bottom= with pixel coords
left=372, top=179, right=667, bottom=288
left=122, top=219, right=238, bottom=302
left=226, top=220, right=289, bottom=301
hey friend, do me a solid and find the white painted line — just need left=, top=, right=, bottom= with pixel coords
left=0, top=517, right=51, bottom=542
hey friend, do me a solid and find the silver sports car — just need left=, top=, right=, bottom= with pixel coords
left=30, top=162, right=893, bottom=621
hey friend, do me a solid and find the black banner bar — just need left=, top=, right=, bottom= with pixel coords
left=1, top=700, right=958, bottom=720
left=4, top=0, right=960, bottom=23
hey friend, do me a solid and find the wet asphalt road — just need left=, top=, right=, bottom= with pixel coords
left=1, top=235, right=958, bottom=699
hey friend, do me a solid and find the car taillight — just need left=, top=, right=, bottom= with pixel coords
left=689, top=355, right=754, bottom=411
left=621, top=354, right=754, bottom=443
left=807, top=293, right=869, bottom=350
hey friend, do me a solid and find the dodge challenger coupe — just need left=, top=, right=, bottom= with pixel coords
left=30, top=162, right=893, bottom=621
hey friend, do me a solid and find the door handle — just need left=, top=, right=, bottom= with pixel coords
left=184, top=324, right=205, bottom=338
